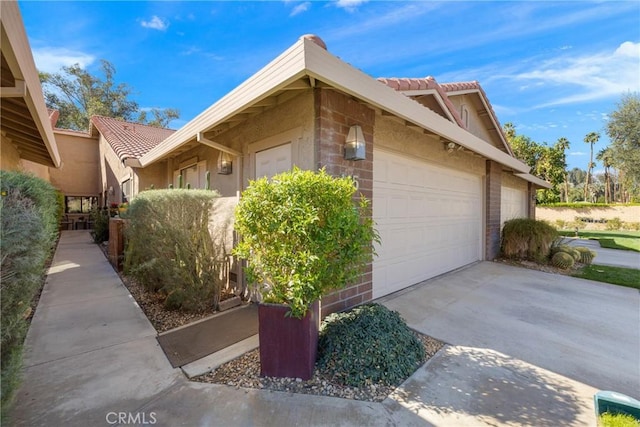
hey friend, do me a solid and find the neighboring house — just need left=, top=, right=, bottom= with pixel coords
left=0, top=1, right=60, bottom=179
left=105, top=34, right=549, bottom=316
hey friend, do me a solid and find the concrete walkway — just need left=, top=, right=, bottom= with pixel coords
left=9, top=231, right=639, bottom=426
left=562, top=237, right=640, bottom=269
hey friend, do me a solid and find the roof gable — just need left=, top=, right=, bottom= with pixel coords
left=90, top=116, right=175, bottom=162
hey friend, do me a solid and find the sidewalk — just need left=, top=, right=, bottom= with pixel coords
left=562, top=237, right=640, bottom=269
left=8, top=231, right=393, bottom=426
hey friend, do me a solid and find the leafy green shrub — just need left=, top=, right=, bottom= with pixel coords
left=234, top=168, right=379, bottom=319
left=317, top=303, right=425, bottom=387
left=90, top=208, right=110, bottom=243
left=551, top=252, right=575, bottom=269
left=124, top=189, right=226, bottom=312
left=606, top=217, right=624, bottom=231
left=0, top=171, right=60, bottom=414
left=501, top=218, right=558, bottom=262
left=575, top=246, right=596, bottom=265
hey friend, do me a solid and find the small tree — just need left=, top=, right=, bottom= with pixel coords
left=233, top=168, right=379, bottom=319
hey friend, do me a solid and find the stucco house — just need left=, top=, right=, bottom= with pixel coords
left=1, top=1, right=60, bottom=178
left=75, top=34, right=547, bottom=316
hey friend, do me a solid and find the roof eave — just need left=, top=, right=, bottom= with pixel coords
left=138, top=38, right=309, bottom=167
left=516, top=173, right=552, bottom=189
left=1, top=2, right=61, bottom=168
left=302, top=41, right=530, bottom=173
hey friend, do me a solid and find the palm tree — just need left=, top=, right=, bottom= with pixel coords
left=583, top=132, right=600, bottom=201
left=596, top=147, right=613, bottom=203
left=556, top=137, right=570, bottom=202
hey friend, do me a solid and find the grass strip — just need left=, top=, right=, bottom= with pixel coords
left=572, top=265, right=640, bottom=290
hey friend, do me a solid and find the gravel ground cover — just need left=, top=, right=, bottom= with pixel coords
left=193, top=334, right=444, bottom=402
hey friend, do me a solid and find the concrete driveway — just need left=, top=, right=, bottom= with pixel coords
left=380, top=262, right=640, bottom=426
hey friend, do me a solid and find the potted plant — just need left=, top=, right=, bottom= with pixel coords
left=233, top=168, right=378, bottom=380
left=118, top=202, right=128, bottom=216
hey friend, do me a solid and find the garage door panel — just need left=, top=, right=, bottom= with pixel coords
left=373, top=149, right=482, bottom=298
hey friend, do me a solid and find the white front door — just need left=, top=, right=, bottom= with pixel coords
left=255, top=143, right=292, bottom=179
left=373, top=149, right=483, bottom=298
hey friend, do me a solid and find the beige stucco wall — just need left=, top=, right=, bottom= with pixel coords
left=536, top=206, right=640, bottom=225
left=1, top=135, right=50, bottom=180
left=1, top=136, right=23, bottom=170
left=155, top=90, right=315, bottom=196
left=99, top=134, right=131, bottom=205
left=374, top=113, right=486, bottom=176
left=502, top=171, right=528, bottom=191
left=49, top=132, right=100, bottom=195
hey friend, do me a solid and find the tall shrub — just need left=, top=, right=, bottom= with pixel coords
left=501, top=218, right=558, bottom=262
left=234, top=168, right=379, bottom=319
left=0, top=171, right=60, bottom=414
left=124, top=189, right=225, bottom=312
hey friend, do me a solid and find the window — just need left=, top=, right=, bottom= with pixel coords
left=460, top=104, right=469, bottom=128
left=65, top=196, right=97, bottom=213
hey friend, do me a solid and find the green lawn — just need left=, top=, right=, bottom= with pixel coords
left=559, top=230, right=640, bottom=252
left=572, top=265, right=640, bottom=290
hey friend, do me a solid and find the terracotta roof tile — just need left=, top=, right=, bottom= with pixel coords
left=90, top=116, right=175, bottom=161
left=378, top=77, right=466, bottom=128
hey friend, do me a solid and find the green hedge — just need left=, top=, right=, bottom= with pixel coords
left=124, top=189, right=225, bottom=312
left=538, top=202, right=640, bottom=208
left=0, top=171, right=61, bottom=414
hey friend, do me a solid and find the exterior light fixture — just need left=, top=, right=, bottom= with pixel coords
left=217, top=152, right=232, bottom=175
left=344, top=125, right=366, bottom=161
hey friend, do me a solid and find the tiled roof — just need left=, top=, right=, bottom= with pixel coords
left=377, top=77, right=466, bottom=128
left=90, top=116, right=175, bottom=161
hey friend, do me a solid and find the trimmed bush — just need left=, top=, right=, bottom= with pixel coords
left=551, top=252, right=575, bottom=269
left=234, top=168, right=378, bottom=319
left=0, top=171, right=60, bottom=415
left=124, top=189, right=226, bottom=312
left=317, top=303, right=425, bottom=387
left=575, top=246, right=596, bottom=265
left=501, top=218, right=558, bottom=262
left=90, top=208, right=110, bottom=243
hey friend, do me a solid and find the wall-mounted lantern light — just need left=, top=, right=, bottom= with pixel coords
left=217, top=151, right=232, bottom=175
left=344, top=125, right=366, bottom=161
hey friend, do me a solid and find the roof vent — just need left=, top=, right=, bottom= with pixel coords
left=300, top=34, right=327, bottom=50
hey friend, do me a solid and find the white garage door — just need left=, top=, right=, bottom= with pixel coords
left=373, top=149, right=483, bottom=298
left=501, top=186, right=528, bottom=226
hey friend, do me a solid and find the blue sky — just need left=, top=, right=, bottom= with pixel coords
left=19, top=1, right=640, bottom=172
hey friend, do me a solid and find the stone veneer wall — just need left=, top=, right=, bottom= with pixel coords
left=314, top=88, right=375, bottom=318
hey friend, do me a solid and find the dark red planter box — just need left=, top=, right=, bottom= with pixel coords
left=258, top=301, right=320, bottom=380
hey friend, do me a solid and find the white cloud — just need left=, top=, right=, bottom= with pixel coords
left=570, top=152, right=588, bottom=156
left=335, top=0, right=368, bottom=12
left=290, top=2, right=311, bottom=16
left=140, top=15, right=169, bottom=31
left=513, top=41, right=640, bottom=108
left=32, top=47, right=95, bottom=73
